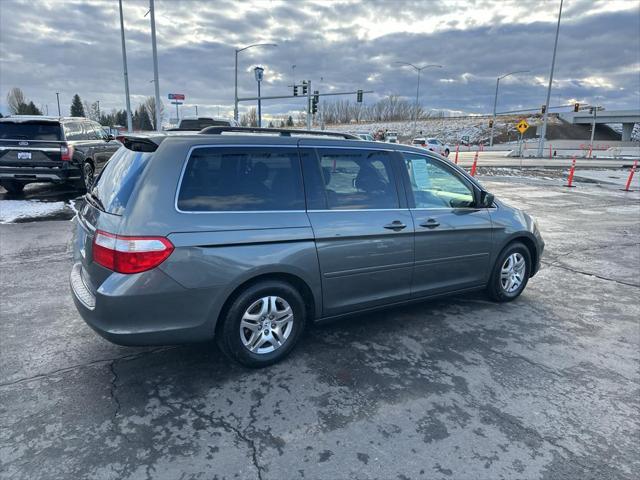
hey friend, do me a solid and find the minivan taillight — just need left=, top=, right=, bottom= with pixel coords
left=92, top=230, right=174, bottom=274
left=60, top=144, right=74, bottom=161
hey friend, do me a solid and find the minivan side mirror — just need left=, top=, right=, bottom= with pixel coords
left=479, top=190, right=495, bottom=208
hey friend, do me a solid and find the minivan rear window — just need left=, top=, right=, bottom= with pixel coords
left=92, top=147, right=152, bottom=215
left=0, top=122, right=62, bottom=140
left=177, top=147, right=304, bottom=212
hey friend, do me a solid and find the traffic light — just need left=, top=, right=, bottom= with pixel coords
left=356, top=89, right=363, bottom=103
left=574, top=102, right=580, bottom=112
left=541, top=105, right=546, bottom=114
left=312, top=91, right=319, bottom=114
left=302, top=81, right=308, bottom=95
left=293, top=85, right=298, bottom=96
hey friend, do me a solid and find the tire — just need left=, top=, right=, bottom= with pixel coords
left=486, top=241, right=531, bottom=302
left=76, top=161, right=94, bottom=192
left=0, top=180, right=26, bottom=194
left=444, top=148, right=450, bottom=157
left=217, top=280, right=307, bottom=368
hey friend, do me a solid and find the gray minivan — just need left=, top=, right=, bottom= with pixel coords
left=70, top=127, right=544, bottom=367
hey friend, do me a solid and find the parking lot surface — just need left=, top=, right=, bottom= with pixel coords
left=1, top=174, right=639, bottom=480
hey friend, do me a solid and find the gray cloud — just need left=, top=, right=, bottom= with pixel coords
left=0, top=0, right=638, bottom=119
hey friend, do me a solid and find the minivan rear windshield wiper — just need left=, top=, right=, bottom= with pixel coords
left=85, top=191, right=105, bottom=212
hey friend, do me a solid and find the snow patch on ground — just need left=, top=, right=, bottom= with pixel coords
left=0, top=200, right=68, bottom=223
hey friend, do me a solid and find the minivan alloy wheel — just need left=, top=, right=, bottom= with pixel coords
left=240, top=296, right=294, bottom=354
left=501, top=252, right=526, bottom=293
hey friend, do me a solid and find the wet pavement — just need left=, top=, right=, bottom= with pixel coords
left=1, top=174, right=639, bottom=479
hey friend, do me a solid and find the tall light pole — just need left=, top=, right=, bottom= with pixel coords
left=118, top=0, right=133, bottom=132
left=234, top=43, right=277, bottom=122
left=490, top=70, right=529, bottom=146
left=55, top=92, right=61, bottom=117
left=537, top=0, right=563, bottom=156
left=395, top=62, right=442, bottom=137
left=149, top=0, right=162, bottom=131
left=291, top=64, right=296, bottom=86
left=254, top=66, right=264, bottom=127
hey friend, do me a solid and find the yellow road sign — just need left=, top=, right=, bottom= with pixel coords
left=516, top=119, right=529, bottom=135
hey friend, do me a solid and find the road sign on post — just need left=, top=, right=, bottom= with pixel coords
left=516, top=119, right=529, bottom=135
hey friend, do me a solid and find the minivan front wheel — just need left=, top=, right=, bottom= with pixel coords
left=218, top=281, right=306, bottom=367
left=487, top=242, right=531, bottom=302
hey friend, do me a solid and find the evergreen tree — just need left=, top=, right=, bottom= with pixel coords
left=25, top=101, right=42, bottom=115
left=286, top=115, right=294, bottom=127
left=70, top=94, right=85, bottom=117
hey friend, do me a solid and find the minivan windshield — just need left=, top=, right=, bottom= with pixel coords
left=0, top=122, right=62, bottom=140
left=91, top=147, right=152, bottom=215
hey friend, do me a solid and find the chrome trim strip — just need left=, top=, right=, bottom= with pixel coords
left=0, top=146, right=61, bottom=152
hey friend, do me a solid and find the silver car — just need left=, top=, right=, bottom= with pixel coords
left=70, top=127, right=544, bottom=367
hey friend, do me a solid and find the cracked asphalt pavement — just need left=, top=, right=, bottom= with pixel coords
left=1, top=174, right=639, bottom=479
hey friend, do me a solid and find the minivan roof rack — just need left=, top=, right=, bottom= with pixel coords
left=198, top=126, right=359, bottom=140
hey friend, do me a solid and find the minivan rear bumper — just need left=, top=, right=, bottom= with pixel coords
left=70, top=262, right=219, bottom=345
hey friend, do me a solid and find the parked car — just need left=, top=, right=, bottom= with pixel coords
left=168, top=116, right=239, bottom=131
left=353, top=132, right=375, bottom=141
left=411, top=137, right=451, bottom=157
left=70, top=126, right=544, bottom=367
left=412, top=137, right=450, bottom=156
left=385, top=131, right=399, bottom=143
left=0, top=115, right=120, bottom=193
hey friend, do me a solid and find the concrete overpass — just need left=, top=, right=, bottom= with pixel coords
left=559, top=109, right=639, bottom=141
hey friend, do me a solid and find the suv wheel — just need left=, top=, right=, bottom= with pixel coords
left=218, top=281, right=306, bottom=368
left=487, top=242, right=531, bottom=302
left=1, top=180, right=26, bottom=195
left=77, top=162, right=95, bottom=192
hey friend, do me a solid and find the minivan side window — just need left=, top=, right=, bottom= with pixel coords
left=403, top=153, right=475, bottom=209
left=177, top=147, right=304, bottom=212
left=313, top=149, right=399, bottom=210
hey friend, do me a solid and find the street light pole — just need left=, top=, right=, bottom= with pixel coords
left=55, top=92, right=61, bottom=117
left=490, top=70, right=529, bottom=146
left=234, top=43, right=277, bottom=122
left=537, top=0, right=563, bottom=156
left=118, top=0, right=133, bottom=132
left=395, top=62, right=442, bottom=138
left=149, top=0, right=162, bottom=132
left=254, top=66, right=264, bottom=127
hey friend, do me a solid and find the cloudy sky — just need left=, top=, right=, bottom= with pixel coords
left=0, top=0, right=638, bottom=120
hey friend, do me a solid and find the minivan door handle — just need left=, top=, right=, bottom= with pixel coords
left=420, top=219, right=440, bottom=229
left=384, top=221, right=407, bottom=231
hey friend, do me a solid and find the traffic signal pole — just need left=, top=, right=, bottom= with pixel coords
left=306, top=80, right=312, bottom=130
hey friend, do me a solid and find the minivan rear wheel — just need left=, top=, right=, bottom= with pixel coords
left=218, top=280, right=306, bottom=367
left=487, top=242, right=531, bottom=302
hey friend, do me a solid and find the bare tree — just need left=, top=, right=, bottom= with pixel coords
left=143, top=96, right=165, bottom=129
left=7, top=87, right=26, bottom=114
left=240, top=107, right=258, bottom=127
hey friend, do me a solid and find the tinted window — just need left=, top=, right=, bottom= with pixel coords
left=403, top=153, right=475, bottom=209
left=0, top=122, right=62, bottom=140
left=64, top=122, right=83, bottom=140
left=315, top=149, right=399, bottom=210
left=92, top=147, right=152, bottom=215
left=177, top=147, right=304, bottom=212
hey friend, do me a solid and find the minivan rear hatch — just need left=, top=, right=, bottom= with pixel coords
left=76, top=145, right=154, bottom=289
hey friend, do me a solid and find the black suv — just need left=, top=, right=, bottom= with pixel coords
left=0, top=115, right=121, bottom=193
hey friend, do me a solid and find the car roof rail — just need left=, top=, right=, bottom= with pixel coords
left=198, top=126, right=360, bottom=140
